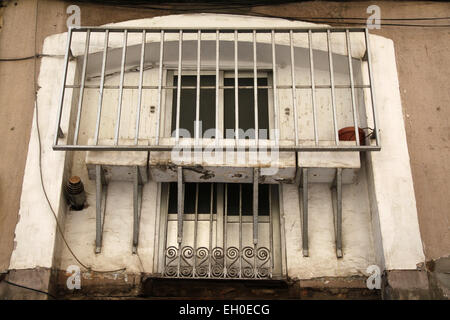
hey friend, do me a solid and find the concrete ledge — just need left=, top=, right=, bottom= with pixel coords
left=86, top=139, right=149, bottom=182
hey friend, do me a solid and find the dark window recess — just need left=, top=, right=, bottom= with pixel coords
left=171, top=75, right=216, bottom=138
left=168, top=182, right=217, bottom=214
left=226, top=183, right=270, bottom=216
left=224, top=77, right=269, bottom=139
left=168, top=182, right=272, bottom=216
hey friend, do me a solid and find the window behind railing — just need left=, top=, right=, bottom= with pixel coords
left=53, top=27, right=380, bottom=152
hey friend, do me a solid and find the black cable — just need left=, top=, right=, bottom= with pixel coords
left=0, top=53, right=62, bottom=62
left=3, top=279, right=57, bottom=300
left=68, top=0, right=450, bottom=23
left=32, top=0, right=126, bottom=275
left=247, top=12, right=450, bottom=28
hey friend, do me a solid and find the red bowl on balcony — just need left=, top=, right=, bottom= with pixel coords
left=338, top=127, right=365, bottom=145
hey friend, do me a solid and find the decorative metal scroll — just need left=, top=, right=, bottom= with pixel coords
left=163, top=245, right=271, bottom=279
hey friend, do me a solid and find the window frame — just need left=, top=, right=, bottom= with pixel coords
left=155, top=182, right=285, bottom=279
left=161, top=69, right=275, bottom=142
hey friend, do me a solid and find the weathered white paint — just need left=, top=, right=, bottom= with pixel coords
left=9, top=14, right=424, bottom=280
left=362, top=37, right=425, bottom=270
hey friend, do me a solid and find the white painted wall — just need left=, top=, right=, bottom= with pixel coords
left=9, top=14, right=424, bottom=282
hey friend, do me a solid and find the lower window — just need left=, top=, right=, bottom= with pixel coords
left=157, top=182, right=284, bottom=279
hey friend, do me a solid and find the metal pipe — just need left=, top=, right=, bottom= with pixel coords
left=195, top=30, right=201, bottom=144
left=54, top=28, right=73, bottom=146
left=177, top=166, right=184, bottom=244
left=208, top=183, right=214, bottom=277
left=302, top=168, right=309, bottom=257
left=269, top=184, right=274, bottom=277
left=327, top=30, right=339, bottom=145
left=253, top=30, right=259, bottom=144
left=72, top=26, right=367, bottom=33
left=73, top=29, right=90, bottom=145
left=95, top=165, right=104, bottom=254
left=175, top=30, right=183, bottom=143
left=94, top=30, right=109, bottom=145
left=364, top=28, right=380, bottom=147
left=346, top=29, right=360, bottom=146
left=54, top=144, right=382, bottom=152
left=253, top=169, right=259, bottom=278
left=239, top=183, right=242, bottom=278
left=135, top=30, right=146, bottom=144
left=234, top=30, right=239, bottom=143
left=155, top=30, right=164, bottom=145
left=289, top=30, right=299, bottom=146
left=67, top=84, right=371, bottom=90
left=308, top=30, right=319, bottom=145
left=224, top=183, right=228, bottom=278
left=114, top=30, right=128, bottom=145
left=336, top=168, right=343, bottom=258
left=132, top=165, right=141, bottom=253
left=271, top=30, right=279, bottom=143
left=253, top=169, right=259, bottom=245
left=215, top=30, right=220, bottom=143
left=193, top=183, right=199, bottom=275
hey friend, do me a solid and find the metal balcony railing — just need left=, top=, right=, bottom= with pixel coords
left=53, top=26, right=380, bottom=152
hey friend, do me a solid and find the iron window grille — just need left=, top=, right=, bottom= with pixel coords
left=53, top=26, right=381, bottom=152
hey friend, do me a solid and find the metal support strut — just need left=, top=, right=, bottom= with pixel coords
left=330, top=168, right=343, bottom=258
left=95, top=165, right=107, bottom=254
left=132, top=165, right=143, bottom=254
left=95, top=164, right=143, bottom=254
left=300, top=168, right=309, bottom=257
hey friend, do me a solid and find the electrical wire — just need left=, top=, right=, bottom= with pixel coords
left=0, top=53, right=63, bottom=62
left=247, top=12, right=450, bottom=28
left=67, top=0, right=450, bottom=27
left=3, top=279, right=57, bottom=299
left=32, top=0, right=126, bottom=275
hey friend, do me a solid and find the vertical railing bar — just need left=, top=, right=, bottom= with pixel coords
left=239, top=183, right=242, bottom=278
left=215, top=30, right=220, bottom=144
left=308, top=30, right=319, bottom=146
left=364, top=28, right=380, bottom=147
left=271, top=30, right=279, bottom=143
left=177, top=167, right=184, bottom=277
left=224, top=183, right=228, bottom=278
left=175, top=30, right=183, bottom=143
left=135, top=30, right=146, bottom=145
left=195, top=30, right=201, bottom=145
left=94, top=29, right=109, bottom=145
left=114, top=30, right=128, bottom=145
left=208, top=183, right=214, bottom=277
left=289, top=30, right=299, bottom=146
left=327, top=30, right=339, bottom=146
left=253, top=30, right=259, bottom=145
left=234, top=30, right=239, bottom=144
left=54, top=27, right=73, bottom=146
left=193, top=183, right=199, bottom=276
left=253, top=169, right=259, bottom=278
left=155, top=30, right=164, bottom=145
left=269, top=184, right=274, bottom=277
left=346, top=29, right=360, bottom=146
left=73, top=29, right=90, bottom=145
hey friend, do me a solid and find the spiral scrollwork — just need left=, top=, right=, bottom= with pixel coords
left=163, top=245, right=272, bottom=279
